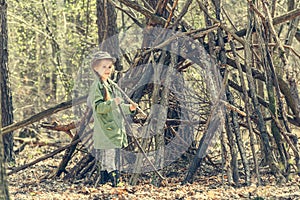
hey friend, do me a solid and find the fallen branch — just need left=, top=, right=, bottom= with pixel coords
left=14, top=137, right=61, bottom=148
left=7, top=138, right=81, bottom=176
left=226, top=43, right=300, bottom=59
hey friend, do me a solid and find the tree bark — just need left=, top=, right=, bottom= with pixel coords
left=0, top=0, right=13, bottom=163
left=97, top=0, right=118, bottom=54
left=0, top=127, right=9, bottom=199
left=284, top=0, right=300, bottom=123
left=224, top=114, right=239, bottom=185
left=0, top=0, right=10, bottom=198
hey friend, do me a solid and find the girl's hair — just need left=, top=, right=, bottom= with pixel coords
left=103, top=85, right=110, bottom=101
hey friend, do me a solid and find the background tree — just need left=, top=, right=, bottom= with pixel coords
left=0, top=0, right=11, bottom=198
left=0, top=0, right=13, bottom=163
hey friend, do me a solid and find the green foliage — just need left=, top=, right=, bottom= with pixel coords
left=7, top=0, right=98, bottom=120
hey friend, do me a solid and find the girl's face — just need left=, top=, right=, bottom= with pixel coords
left=93, top=59, right=114, bottom=81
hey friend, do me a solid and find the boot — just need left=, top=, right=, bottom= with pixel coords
left=100, top=170, right=109, bottom=184
left=108, top=170, right=120, bottom=187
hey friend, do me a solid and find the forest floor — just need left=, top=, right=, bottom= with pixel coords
left=7, top=134, right=300, bottom=200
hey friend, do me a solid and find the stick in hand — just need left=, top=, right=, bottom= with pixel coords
left=109, top=78, right=147, bottom=117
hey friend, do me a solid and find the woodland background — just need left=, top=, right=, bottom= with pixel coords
left=0, top=0, right=300, bottom=199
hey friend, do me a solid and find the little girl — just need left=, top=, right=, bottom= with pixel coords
left=88, top=51, right=137, bottom=187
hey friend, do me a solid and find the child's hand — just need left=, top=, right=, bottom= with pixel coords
left=130, top=102, right=138, bottom=111
left=114, top=97, right=122, bottom=105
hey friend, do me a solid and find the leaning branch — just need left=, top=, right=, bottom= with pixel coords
left=273, top=8, right=300, bottom=25
left=108, top=0, right=144, bottom=28
left=232, top=8, right=300, bottom=40
left=1, top=95, right=87, bottom=136
left=115, top=0, right=166, bottom=25
left=196, top=0, right=245, bottom=45
left=226, top=57, right=300, bottom=125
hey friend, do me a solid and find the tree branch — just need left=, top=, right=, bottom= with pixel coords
left=7, top=138, right=81, bottom=176
left=231, top=8, right=300, bottom=41
left=273, top=8, right=300, bottom=25
left=1, top=96, right=87, bottom=136
left=116, top=0, right=166, bottom=25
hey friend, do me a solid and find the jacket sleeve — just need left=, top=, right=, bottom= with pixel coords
left=120, top=103, right=136, bottom=115
left=93, top=85, right=117, bottom=114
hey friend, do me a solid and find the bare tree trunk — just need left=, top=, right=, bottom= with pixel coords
left=0, top=0, right=13, bottom=163
left=0, top=0, right=10, bottom=198
left=0, top=131, right=9, bottom=199
left=97, top=0, right=120, bottom=67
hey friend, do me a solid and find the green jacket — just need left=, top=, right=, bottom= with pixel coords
left=89, top=79, right=133, bottom=149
